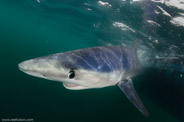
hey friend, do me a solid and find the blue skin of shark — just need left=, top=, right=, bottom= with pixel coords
left=18, top=43, right=149, bottom=117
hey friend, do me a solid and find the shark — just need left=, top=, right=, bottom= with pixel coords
left=18, top=42, right=149, bottom=117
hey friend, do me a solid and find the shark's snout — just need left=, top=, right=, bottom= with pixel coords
left=19, top=59, right=40, bottom=71
left=18, top=56, right=64, bottom=81
left=18, top=60, right=32, bottom=72
left=18, top=59, right=47, bottom=78
left=18, top=62, right=24, bottom=71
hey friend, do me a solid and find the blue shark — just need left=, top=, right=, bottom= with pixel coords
left=18, top=42, right=149, bottom=117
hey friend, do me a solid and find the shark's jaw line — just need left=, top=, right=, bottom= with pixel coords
left=19, top=64, right=87, bottom=89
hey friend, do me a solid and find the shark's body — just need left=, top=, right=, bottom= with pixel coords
left=19, top=42, right=149, bottom=117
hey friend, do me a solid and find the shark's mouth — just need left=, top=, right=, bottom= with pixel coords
left=63, top=83, right=79, bottom=87
left=63, top=83, right=89, bottom=90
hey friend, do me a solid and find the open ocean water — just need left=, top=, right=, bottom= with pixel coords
left=0, top=0, right=184, bottom=122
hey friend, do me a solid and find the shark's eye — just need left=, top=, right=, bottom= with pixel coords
left=68, top=71, right=75, bottom=79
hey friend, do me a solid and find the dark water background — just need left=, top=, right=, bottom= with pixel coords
left=1, top=0, right=184, bottom=121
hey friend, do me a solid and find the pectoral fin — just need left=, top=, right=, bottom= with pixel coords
left=118, top=79, right=149, bottom=117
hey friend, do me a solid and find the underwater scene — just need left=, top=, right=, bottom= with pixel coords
left=1, top=0, right=184, bottom=122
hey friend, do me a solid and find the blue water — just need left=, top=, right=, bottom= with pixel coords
left=0, top=0, right=184, bottom=121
